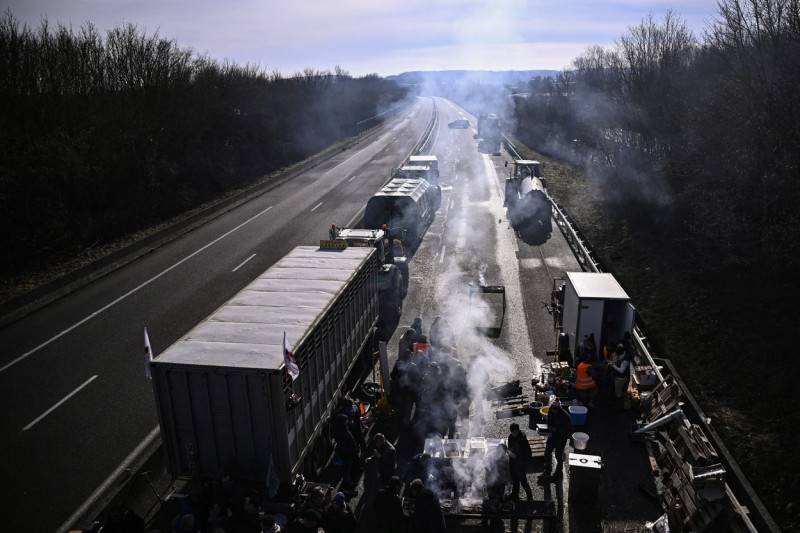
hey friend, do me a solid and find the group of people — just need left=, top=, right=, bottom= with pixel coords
left=390, top=317, right=472, bottom=441
left=574, top=331, right=637, bottom=408
left=292, top=487, right=358, bottom=533
left=166, top=473, right=359, bottom=533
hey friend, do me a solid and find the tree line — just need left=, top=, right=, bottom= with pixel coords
left=0, top=11, right=409, bottom=279
left=514, top=2, right=800, bottom=273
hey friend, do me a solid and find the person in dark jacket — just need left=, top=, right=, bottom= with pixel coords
left=365, top=433, right=397, bottom=487
left=483, top=443, right=510, bottom=504
left=390, top=349, right=421, bottom=429
left=411, top=317, right=427, bottom=343
left=375, top=476, right=405, bottom=533
left=323, top=491, right=357, bottom=533
left=333, top=413, right=358, bottom=490
left=507, top=423, right=533, bottom=501
left=289, top=509, right=323, bottom=533
left=538, top=401, right=573, bottom=482
left=341, top=398, right=367, bottom=456
left=408, top=478, right=446, bottom=532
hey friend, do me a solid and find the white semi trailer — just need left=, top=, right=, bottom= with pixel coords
left=150, top=246, right=379, bottom=483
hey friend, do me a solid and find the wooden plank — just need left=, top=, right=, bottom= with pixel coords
left=686, top=499, right=725, bottom=532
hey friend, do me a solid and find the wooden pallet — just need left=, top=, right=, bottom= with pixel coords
left=528, top=434, right=548, bottom=459
left=492, top=395, right=528, bottom=419
left=644, top=376, right=682, bottom=423
left=662, top=457, right=726, bottom=532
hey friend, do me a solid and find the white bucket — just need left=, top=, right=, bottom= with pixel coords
left=572, top=432, right=590, bottom=451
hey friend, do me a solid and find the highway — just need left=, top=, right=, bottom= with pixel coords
left=0, top=98, right=435, bottom=533
left=342, top=97, right=662, bottom=531
left=385, top=96, right=583, bottom=456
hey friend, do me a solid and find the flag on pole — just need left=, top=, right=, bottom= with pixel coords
left=144, top=327, right=153, bottom=379
left=266, top=454, right=280, bottom=499
left=283, top=331, right=299, bottom=381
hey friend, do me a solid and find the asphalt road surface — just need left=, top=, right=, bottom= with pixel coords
left=0, top=97, right=436, bottom=533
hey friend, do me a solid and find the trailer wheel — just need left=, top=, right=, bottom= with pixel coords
left=309, top=432, right=330, bottom=478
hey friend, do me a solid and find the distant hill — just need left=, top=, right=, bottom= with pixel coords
left=386, top=70, right=559, bottom=87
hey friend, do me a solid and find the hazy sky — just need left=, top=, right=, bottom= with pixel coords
left=6, top=1, right=719, bottom=76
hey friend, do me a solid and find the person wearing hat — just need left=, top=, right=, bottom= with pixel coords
left=538, top=400, right=573, bottom=482
left=323, top=492, right=357, bottom=533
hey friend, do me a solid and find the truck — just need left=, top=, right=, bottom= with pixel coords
left=407, top=154, right=439, bottom=181
left=149, top=245, right=380, bottom=484
left=504, top=159, right=552, bottom=241
left=363, top=177, right=438, bottom=250
left=323, top=226, right=407, bottom=322
left=556, top=271, right=635, bottom=362
left=476, top=113, right=502, bottom=155
left=393, top=159, right=441, bottom=207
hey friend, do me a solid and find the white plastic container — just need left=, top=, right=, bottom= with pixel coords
left=572, top=432, right=590, bottom=450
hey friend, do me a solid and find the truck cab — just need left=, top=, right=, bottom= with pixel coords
left=408, top=155, right=439, bottom=175
left=393, top=164, right=441, bottom=207
left=510, top=159, right=541, bottom=181
left=505, top=159, right=545, bottom=204
left=324, top=228, right=407, bottom=322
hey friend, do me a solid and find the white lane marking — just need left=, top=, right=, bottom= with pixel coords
left=449, top=199, right=454, bottom=210
left=323, top=143, right=371, bottom=175
left=56, top=425, right=160, bottom=533
left=232, top=254, right=256, bottom=272
left=310, top=202, right=323, bottom=212
left=439, top=246, right=447, bottom=263
left=0, top=205, right=275, bottom=375
left=23, top=375, right=98, bottom=431
left=347, top=175, right=358, bottom=182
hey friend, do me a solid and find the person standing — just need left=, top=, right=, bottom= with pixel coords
left=507, top=423, right=534, bottom=501
left=408, top=479, right=446, bottom=533
left=538, top=401, right=573, bottom=482
left=365, top=433, right=397, bottom=487
left=578, top=333, right=598, bottom=363
left=333, top=414, right=358, bottom=491
left=323, top=492, right=357, bottom=533
left=411, top=317, right=426, bottom=343
left=375, top=476, right=405, bottom=533
left=611, top=344, right=631, bottom=406
left=390, top=349, right=420, bottom=429
left=575, top=357, right=598, bottom=407
left=398, top=328, right=417, bottom=360
left=484, top=442, right=511, bottom=504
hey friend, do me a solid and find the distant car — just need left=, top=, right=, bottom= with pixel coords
left=448, top=119, right=470, bottom=129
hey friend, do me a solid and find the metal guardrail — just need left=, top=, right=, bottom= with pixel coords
left=356, top=101, right=412, bottom=135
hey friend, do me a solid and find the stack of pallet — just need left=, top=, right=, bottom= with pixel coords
left=527, top=434, right=548, bottom=461
left=642, top=376, right=682, bottom=423
left=642, top=376, right=728, bottom=531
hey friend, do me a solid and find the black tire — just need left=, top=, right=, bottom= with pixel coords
left=309, top=431, right=330, bottom=478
